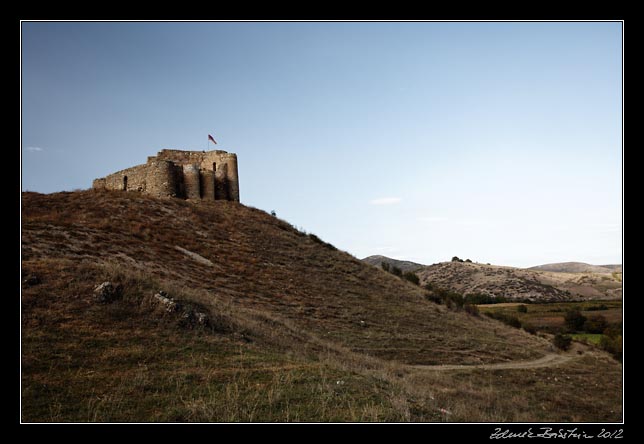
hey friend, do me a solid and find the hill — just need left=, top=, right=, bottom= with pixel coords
left=417, top=261, right=622, bottom=302
left=529, top=262, right=622, bottom=274
left=21, top=190, right=621, bottom=422
left=362, top=255, right=425, bottom=273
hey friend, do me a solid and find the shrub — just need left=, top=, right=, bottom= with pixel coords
left=599, top=334, right=622, bottom=362
left=553, top=333, right=572, bottom=350
left=603, top=324, right=622, bottom=339
left=381, top=262, right=391, bottom=273
left=391, top=266, right=403, bottom=278
left=464, top=293, right=508, bottom=305
left=522, top=323, right=537, bottom=335
left=586, top=304, right=608, bottom=311
left=517, top=304, right=528, bottom=313
left=403, top=271, right=420, bottom=285
left=465, top=258, right=472, bottom=263
left=463, top=304, right=479, bottom=317
left=451, top=256, right=463, bottom=262
left=485, top=311, right=521, bottom=329
left=564, top=309, right=586, bottom=332
left=424, top=292, right=442, bottom=304
left=584, top=315, right=608, bottom=334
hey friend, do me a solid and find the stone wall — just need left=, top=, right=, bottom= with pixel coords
left=92, top=149, right=240, bottom=202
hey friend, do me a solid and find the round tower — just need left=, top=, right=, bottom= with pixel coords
left=223, top=153, right=240, bottom=202
left=201, top=169, right=216, bottom=201
left=145, top=160, right=177, bottom=198
left=183, top=164, right=201, bottom=200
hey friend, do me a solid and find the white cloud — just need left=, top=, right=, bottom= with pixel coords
left=417, top=216, right=448, bottom=222
left=370, top=197, right=401, bottom=206
left=25, top=146, right=44, bottom=152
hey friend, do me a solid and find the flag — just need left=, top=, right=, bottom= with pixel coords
left=208, top=134, right=217, bottom=145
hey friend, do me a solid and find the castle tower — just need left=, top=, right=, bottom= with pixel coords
left=92, top=149, right=240, bottom=203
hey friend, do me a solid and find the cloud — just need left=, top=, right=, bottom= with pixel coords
left=25, top=146, right=44, bottom=152
left=370, top=197, right=401, bottom=206
left=417, top=216, right=448, bottom=222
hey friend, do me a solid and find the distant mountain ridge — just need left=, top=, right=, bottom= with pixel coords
left=529, top=262, right=622, bottom=274
left=362, top=255, right=426, bottom=273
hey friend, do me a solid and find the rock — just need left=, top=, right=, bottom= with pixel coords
left=154, top=293, right=178, bottom=313
left=195, top=312, right=209, bottom=326
left=23, top=275, right=40, bottom=286
left=93, top=282, right=123, bottom=303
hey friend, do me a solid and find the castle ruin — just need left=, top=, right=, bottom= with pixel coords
left=92, top=149, right=240, bottom=202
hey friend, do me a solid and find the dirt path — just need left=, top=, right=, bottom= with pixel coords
left=411, top=352, right=574, bottom=371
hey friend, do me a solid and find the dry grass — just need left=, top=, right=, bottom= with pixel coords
left=21, top=190, right=623, bottom=422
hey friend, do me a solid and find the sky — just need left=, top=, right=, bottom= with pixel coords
left=21, top=21, right=622, bottom=267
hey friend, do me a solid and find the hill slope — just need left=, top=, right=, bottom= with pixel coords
left=417, top=261, right=622, bottom=301
left=362, top=255, right=426, bottom=273
left=529, top=262, right=622, bottom=274
left=21, top=190, right=621, bottom=422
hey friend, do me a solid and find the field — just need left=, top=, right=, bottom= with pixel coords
left=477, top=301, right=622, bottom=334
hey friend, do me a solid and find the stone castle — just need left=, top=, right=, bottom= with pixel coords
left=92, top=149, right=240, bottom=202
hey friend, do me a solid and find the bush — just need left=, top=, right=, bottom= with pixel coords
left=517, top=304, right=528, bottom=313
left=465, top=258, right=472, bottom=263
left=463, top=304, right=479, bottom=317
left=553, top=333, right=572, bottom=350
left=522, top=323, right=537, bottom=335
left=381, top=262, right=390, bottom=273
left=564, top=309, right=586, bottom=332
left=584, top=315, right=608, bottom=334
left=485, top=311, right=521, bottom=329
left=599, top=334, right=622, bottom=362
left=603, top=324, right=621, bottom=339
left=451, top=256, right=463, bottom=262
left=403, top=271, right=419, bottom=285
left=586, top=304, right=608, bottom=311
left=391, top=266, right=403, bottom=278
left=464, top=293, right=508, bottom=305
left=424, top=292, right=442, bottom=305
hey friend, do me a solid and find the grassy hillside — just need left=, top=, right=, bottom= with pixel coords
left=21, top=190, right=622, bottom=422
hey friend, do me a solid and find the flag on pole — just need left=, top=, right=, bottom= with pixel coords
left=208, top=134, right=217, bottom=145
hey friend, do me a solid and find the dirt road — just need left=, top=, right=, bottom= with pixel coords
left=411, top=352, right=574, bottom=371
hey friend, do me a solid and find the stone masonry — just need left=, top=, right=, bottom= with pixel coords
left=92, top=149, right=240, bottom=202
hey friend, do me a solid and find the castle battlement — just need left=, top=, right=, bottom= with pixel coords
left=92, top=149, right=240, bottom=202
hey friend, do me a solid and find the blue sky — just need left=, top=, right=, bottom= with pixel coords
left=21, top=22, right=622, bottom=267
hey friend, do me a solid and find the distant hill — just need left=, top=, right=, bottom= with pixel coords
left=362, top=255, right=426, bottom=273
left=529, top=262, right=622, bottom=274
left=416, top=261, right=622, bottom=302
left=417, top=261, right=575, bottom=302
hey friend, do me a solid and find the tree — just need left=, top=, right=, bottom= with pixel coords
left=564, top=309, right=586, bottom=332
left=553, top=333, right=572, bottom=350
left=584, top=315, right=608, bottom=334
left=391, top=266, right=403, bottom=278
left=451, top=256, right=461, bottom=262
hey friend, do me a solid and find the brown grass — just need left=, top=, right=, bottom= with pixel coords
left=21, top=190, right=623, bottom=422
